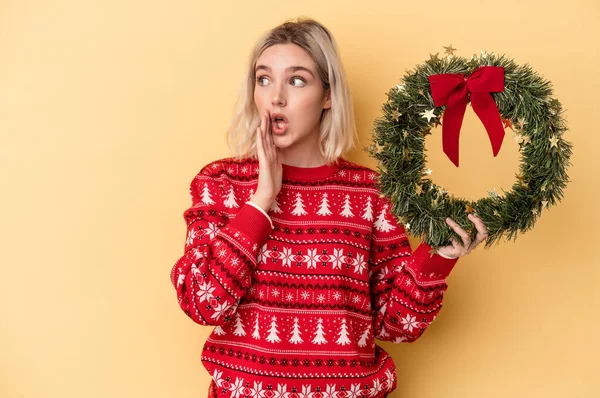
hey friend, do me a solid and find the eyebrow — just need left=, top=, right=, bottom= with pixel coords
left=255, top=65, right=315, bottom=78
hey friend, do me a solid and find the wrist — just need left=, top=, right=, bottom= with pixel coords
left=249, top=194, right=273, bottom=212
left=436, top=249, right=458, bottom=259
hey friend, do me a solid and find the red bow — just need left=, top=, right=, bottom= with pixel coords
left=428, top=66, right=505, bottom=167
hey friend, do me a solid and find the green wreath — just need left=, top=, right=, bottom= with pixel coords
left=366, top=50, right=572, bottom=249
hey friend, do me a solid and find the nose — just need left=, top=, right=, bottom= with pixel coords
left=271, top=84, right=286, bottom=107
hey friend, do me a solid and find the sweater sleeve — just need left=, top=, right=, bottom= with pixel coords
left=169, top=162, right=273, bottom=326
left=369, top=194, right=459, bottom=343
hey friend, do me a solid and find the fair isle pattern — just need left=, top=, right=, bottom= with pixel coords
left=170, top=157, right=459, bottom=397
left=210, top=367, right=396, bottom=398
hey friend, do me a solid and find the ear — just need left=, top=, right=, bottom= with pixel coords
left=323, top=89, right=332, bottom=110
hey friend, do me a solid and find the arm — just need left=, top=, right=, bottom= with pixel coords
left=169, top=162, right=273, bottom=326
left=369, top=195, right=459, bottom=343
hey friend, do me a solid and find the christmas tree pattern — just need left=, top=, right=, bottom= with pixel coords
left=265, top=316, right=282, bottom=343
left=213, top=325, right=226, bottom=335
left=201, top=182, right=215, bottom=205
left=291, top=192, right=307, bottom=216
left=247, top=188, right=254, bottom=201
left=340, top=194, right=354, bottom=218
left=379, top=325, right=390, bottom=338
left=288, top=317, right=304, bottom=344
left=316, top=193, right=332, bottom=216
left=311, top=318, right=327, bottom=345
left=270, top=197, right=283, bottom=213
left=374, top=204, right=396, bottom=232
left=336, top=319, right=351, bottom=345
left=224, top=186, right=239, bottom=208
left=362, top=196, right=373, bottom=221
left=232, top=313, right=246, bottom=336
left=252, top=314, right=261, bottom=340
left=357, top=325, right=371, bottom=347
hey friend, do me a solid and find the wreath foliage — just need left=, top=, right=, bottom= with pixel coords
left=367, top=51, right=572, bottom=249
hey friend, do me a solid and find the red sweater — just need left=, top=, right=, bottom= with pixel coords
left=170, top=157, right=459, bottom=398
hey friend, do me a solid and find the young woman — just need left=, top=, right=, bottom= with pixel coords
left=170, top=18, right=489, bottom=398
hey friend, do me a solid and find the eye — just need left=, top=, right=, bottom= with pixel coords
left=255, top=76, right=268, bottom=86
left=291, top=77, right=306, bottom=87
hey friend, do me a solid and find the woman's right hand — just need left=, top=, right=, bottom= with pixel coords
left=250, top=110, right=282, bottom=212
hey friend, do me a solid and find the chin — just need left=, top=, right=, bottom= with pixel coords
left=272, top=136, right=291, bottom=148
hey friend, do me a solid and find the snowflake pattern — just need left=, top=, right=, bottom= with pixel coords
left=197, top=281, right=216, bottom=303
left=211, top=300, right=231, bottom=320
left=209, top=372, right=394, bottom=398
left=257, top=246, right=368, bottom=276
left=400, top=314, right=420, bottom=332
left=185, top=228, right=198, bottom=247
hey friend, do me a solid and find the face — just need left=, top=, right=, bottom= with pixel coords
left=253, top=43, right=331, bottom=160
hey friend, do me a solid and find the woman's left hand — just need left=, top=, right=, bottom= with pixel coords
left=436, top=213, right=489, bottom=259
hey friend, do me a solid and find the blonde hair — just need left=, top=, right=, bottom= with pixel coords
left=225, top=18, right=357, bottom=164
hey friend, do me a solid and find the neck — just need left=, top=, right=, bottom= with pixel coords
left=282, top=153, right=327, bottom=167
left=280, top=140, right=327, bottom=167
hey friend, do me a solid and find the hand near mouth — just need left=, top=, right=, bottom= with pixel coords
left=250, top=110, right=283, bottom=212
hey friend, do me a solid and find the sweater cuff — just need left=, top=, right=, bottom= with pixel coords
left=227, top=202, right=274, bottom=246
left=408, top=241, right=459, bottom=283
left=245, top=201, right=274, bottom=229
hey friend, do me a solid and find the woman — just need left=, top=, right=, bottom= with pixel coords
left=170, top=18, right=488, bottom=398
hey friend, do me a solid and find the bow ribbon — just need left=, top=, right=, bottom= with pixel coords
left=428, top=66, right=505, bottom=167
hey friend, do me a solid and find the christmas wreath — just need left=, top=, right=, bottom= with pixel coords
left=366, top=48, right=572, bottom=249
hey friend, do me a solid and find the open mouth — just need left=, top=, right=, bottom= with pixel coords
left=271, top=114, right=289, bottom=134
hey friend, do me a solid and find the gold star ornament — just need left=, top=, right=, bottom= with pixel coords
left=443, top=44, right=457, bottom=55
left=549, top=135, right=559, bottom=148
left=420, top=109, right=437, bottom=122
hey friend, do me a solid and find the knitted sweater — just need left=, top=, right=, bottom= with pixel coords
left=170, top=157, right=459, bottom=398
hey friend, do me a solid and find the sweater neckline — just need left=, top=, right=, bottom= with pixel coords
left=282, top=158, right=343, bottom=181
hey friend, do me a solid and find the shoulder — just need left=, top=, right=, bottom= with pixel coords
left=336, top=158, right=381, bottom=188
left=196, top=156, right=259, bottom=179
left=188, top=157, right=258, bottom=196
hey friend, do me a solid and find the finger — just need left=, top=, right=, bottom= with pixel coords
left=260, top=110, right=266, bottom=135
left=256, top=126, right=265, bottom=161
left=468, top=213, right=489, bottom=238
left=266, top=110, right=275, bottom=148
left=468, top=230, right=487, bottom=251
left=445, top=217, right=472, bottom=249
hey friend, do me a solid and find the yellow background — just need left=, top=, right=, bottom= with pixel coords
left=2, top=1, right=599, bottom=397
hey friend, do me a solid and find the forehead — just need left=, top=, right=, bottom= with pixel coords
left=255, top=43, right=317, bottom=72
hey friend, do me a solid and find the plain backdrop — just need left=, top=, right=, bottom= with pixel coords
left=1, top=1, right=599, bottom=397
